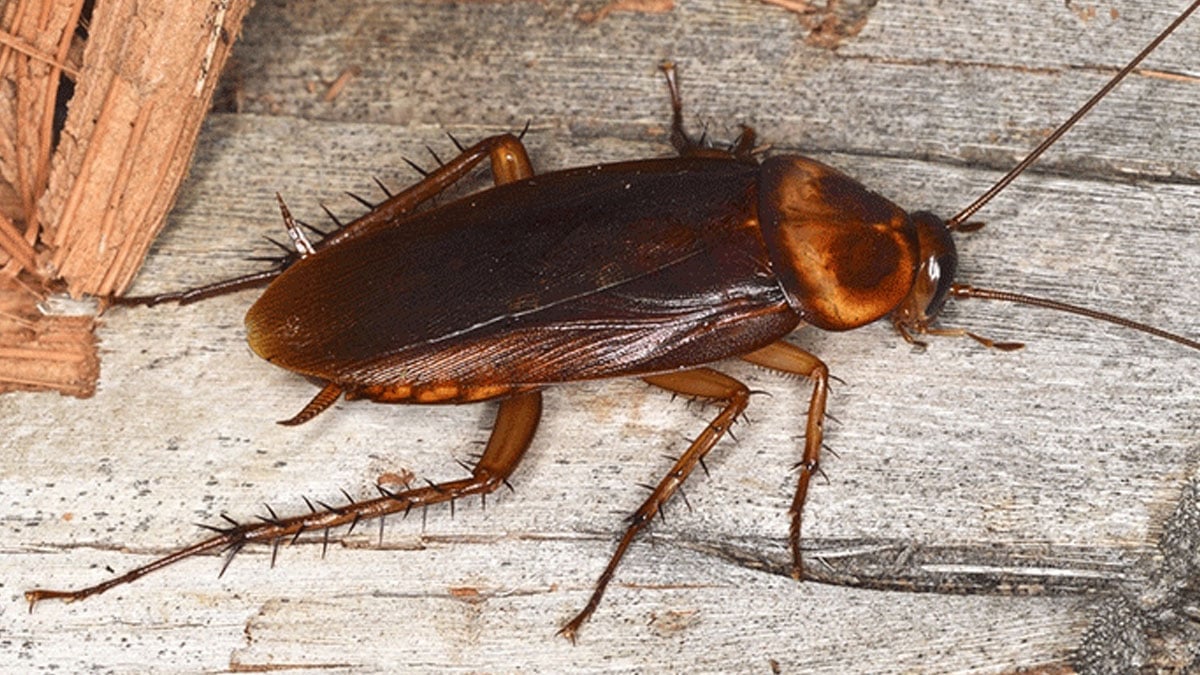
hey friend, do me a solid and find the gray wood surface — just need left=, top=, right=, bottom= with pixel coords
left=5, top=0, right=1199, bottom=671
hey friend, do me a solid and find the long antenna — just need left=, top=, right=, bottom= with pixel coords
left=949, top=0, right=1200, bottom=227
left=951, top=284, right=1200, bottom=351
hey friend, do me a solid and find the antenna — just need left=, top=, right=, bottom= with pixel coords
left=949, top=0, right=1200, bottom=228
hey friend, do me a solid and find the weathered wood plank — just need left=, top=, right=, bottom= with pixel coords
left=5, top=0, right=1199, bottom=671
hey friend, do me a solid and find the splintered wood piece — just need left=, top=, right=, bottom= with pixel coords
left=0, top=0, right=252, bottom=395
left=40, top=0, right=253, bottom=298
left=0, top=277, right=96, bottom=396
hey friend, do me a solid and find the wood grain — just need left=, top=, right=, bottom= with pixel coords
left=5, top=0, right=1199, bottom=671
left=0, top=0, right=252, bottom=396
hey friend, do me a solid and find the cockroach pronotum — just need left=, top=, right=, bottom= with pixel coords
left=26, top=2, right=1200, bottom=642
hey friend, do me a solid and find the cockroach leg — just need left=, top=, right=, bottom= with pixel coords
left=278, top=382, right=343, bottom=426
left=487, top=135, right=534, bottom=185
left=113, top=133, right=535, bottom=308
left=324, top=133, right=534, bottom=247
left=558, top=368, right=750, bottom=642
left=24, top=391, right=542, bottom=609
left=109, top=269, right=286, bottom=307
left=658, top=61, right=692, bottom=155
left=920, top=326, right=1023, bottom=351
left=659, top=61, right=757, bottom=164
left=275, top=193, right=315, bottom=257
left=729, top=124, right=757, bottom=158
left=740, top=340, right=829, bottom=580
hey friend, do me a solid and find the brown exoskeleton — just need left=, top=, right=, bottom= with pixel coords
left=27, top=2, right=1200, bottom=642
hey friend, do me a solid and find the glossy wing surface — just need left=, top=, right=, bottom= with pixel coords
left=246, top=156, right=796, bottom=388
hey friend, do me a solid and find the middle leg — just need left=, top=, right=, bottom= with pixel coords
left=741, top=340, right=829, bottom=580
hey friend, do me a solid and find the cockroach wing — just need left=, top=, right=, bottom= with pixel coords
left=245, top=157, right=799, bottom=401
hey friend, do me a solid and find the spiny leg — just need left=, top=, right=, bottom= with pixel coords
left=659, top=62, right=757, bottom=162
left=25, top=391, right=542, bottom=608
left=741, top=340, right=829, bottom=579
left=115, top=133, right=535, bottom=307
left=558, top=368, right=749, bottom=642
left=323, top=132, right=533, bottom=247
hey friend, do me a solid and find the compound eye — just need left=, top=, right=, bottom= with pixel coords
left=922, top=249, right=957, bottom=320
left=909, top=211, right=958, bottom=323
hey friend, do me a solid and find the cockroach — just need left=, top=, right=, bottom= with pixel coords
left=26, top=2, right=1200, bottom=641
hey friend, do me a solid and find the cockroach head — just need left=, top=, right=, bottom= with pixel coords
left=890, top=211, right=957, bottom=335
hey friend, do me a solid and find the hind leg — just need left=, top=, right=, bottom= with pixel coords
left=26, top=391, right=543, bottom=607
left=115, top=132, right=534, bottom=306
